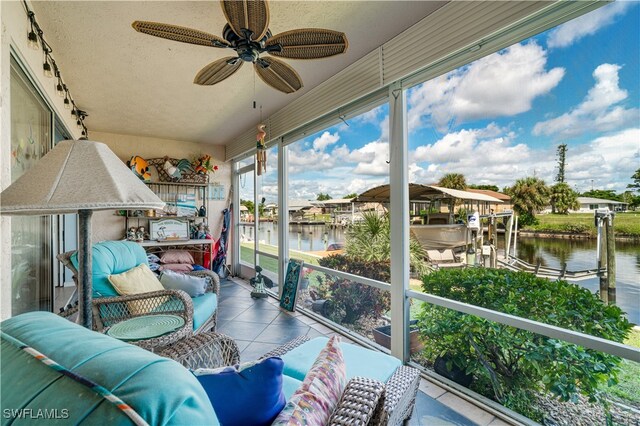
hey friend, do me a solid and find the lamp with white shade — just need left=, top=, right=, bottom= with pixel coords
left=0, top=139, right=164, bottom=328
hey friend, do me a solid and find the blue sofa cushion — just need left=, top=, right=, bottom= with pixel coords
left=1, top=311, right=216, bottom=425
left=281, top=337, right=402, bottom=383
left=192, top=292, right=217, bottom=331
left=194, top=357, right=286, bottom=426
left=71, top=240, right=148, bottom=299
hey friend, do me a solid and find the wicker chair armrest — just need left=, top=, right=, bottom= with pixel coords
left=92, top=289, right=194, bottom=332
left=371, top=366, right=420, bottom=426
left=329, top=377, right=385, bottom=426
left=158, top=332, right=240, bottom=370
left=259, top=335, right=310, bottom=359
left=187, top=270, right=220, bottom=295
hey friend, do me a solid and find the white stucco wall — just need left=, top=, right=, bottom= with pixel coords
left=89, top=131, right=229, bottom=244
left=0, top=1, right=82, bottom=320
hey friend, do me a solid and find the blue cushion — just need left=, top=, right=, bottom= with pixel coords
left=194, top=357, right=286, bottom=426
left=282, top=374, right=303, bottom=400
left=1, top=311, right=216, bottom=425
left=281, top=337, right=402, bottom=383
left=192, top=292, right=217, bottom=331
left=160, top=270, right=207, bottom=297
left=70, top=241, right=148, bottom=299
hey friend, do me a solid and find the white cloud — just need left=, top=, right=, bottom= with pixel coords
left=408, top=42, right=564, bottom=133
left=564, top=128, right=640, bottom=190
left=547, top=2, right=632, bottom=48
left=312, top=131, right=340, bottom=151
left=350, top=141, right=389, bottom=176
left=533, top=63, right=640, bottom=138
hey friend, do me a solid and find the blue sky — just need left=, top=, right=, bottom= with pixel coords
left=258, top=2, right=640, bottom=202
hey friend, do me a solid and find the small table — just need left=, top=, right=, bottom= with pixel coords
left=106, top=314, right=189, bottom=351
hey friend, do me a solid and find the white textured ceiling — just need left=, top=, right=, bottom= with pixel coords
left=33, top=1, right=445, bottom=145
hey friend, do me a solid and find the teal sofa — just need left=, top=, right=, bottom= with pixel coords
left=58, top=241, right=219, bottom=335
left=1, top=312, right=420, bottom=425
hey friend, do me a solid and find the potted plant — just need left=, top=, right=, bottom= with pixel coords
left=372, top=320, right=424, bottom=354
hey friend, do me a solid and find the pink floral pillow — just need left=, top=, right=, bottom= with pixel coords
left=272, top=336, right=346, bottom=426
left=158, top=263, right=194, bottom=273
left=160, top=250, right=195, bottom=264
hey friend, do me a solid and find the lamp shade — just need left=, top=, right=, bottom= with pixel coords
left=0, top=140, right=164, bottom=214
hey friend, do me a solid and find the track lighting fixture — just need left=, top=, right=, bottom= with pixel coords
left=25, top=2, right=88, bottom=134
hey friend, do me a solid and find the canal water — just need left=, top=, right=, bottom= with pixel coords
left=244, top=222, right=640, bottom=324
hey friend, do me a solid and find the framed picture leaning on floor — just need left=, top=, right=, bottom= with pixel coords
left=280, top=259, right=303, bottom=312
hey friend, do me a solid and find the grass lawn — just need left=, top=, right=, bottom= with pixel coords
left=525, top=212, right=640, bottom=237
left=240, top=243, right=321, bottom=275
left=604, top=327, right=640, bottom=406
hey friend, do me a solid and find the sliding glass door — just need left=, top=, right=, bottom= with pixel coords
left=10, top=57, right=53, bottom=315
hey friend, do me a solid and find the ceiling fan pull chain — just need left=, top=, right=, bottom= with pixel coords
left=253, top=71, right=257, bottom=109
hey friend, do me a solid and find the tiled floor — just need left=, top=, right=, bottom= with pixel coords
left=218, top=278, right=511, bottom=426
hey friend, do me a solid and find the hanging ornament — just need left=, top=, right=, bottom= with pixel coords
left=256, top=123, right=267, bottom=176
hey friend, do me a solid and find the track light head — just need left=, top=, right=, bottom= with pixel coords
left=43, top=61, right=53, bottom=78
left=28, top=30, right=39, bottom=50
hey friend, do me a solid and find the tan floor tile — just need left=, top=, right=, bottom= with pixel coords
left=437, top=392, right=495, bottom=426
left=419, top=378, right=447, bottom=399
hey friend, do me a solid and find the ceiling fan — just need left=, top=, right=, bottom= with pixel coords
left=132, top=0, right=348, bottom=94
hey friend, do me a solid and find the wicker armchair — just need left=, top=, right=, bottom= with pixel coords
left=57, top=244, right=220, bottom=339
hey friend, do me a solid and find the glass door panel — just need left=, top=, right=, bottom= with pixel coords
left=10, top=57, right=53, bottom=315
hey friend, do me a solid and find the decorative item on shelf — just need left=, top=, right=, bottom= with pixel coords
left=127, top=156, right=151, bottom=182
left=150, top=218, right=189, bottom=241
left=193, top=223, right=207, bottom=240
left=193, top=155, right=218, bottom=175
left=126, top=227, right=137, bottom=241
left=163, top=157, right=194, bottom=180
left=256, top=124, right=267, bottom=176
left=135, top=226, right=147, bottom=242
left=147, top=158, right=208, bottom=184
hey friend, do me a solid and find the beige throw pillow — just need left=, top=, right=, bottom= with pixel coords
left=108, top=263, right=165, bottom=315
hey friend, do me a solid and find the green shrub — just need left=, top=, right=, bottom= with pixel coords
left=318, top=255, right=390, bottom=324
left=416, top=268, right=631, bottom=418
left=518, top=212, right=539, bottom=226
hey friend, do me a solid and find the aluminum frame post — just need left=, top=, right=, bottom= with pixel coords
left=389, top=82, right=410, bottom=362
left=278, top=140, right=289, bottom=299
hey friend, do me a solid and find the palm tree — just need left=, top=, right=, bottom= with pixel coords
left=506, top=177, right=550, bottom=218
left=438, top=173, right=467, bottom=190
left=550, top=182, right=579, bottom=214
left=345, top=212, right=428, bottom=276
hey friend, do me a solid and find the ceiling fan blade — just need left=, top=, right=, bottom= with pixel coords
left=220, top=0, right=269, bottom=41
left=194, top=57, right=243, bottom=85
left=254, top=57, right=302, bottom=94
left=266, top=28, right=348, bottom=59
left=132, top=21, right=229, bottom=48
